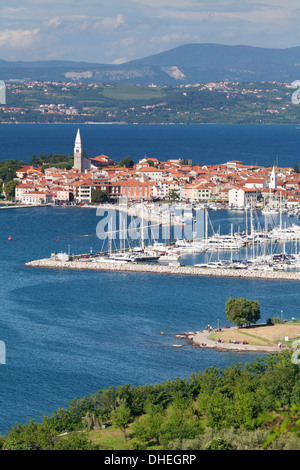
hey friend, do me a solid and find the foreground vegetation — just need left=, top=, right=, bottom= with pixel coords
left=1, top=351, right=300, bottom=450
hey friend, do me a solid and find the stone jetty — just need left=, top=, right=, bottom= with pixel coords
left=25, top=257, right=300, bottom=281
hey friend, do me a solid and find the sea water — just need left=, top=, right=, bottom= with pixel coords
left=0, top=123, right=300, bottom=168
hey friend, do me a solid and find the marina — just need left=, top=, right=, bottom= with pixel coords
left=28, top=202, right=300, bottom=275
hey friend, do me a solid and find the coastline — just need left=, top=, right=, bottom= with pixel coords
left=175, top=328, right=284, bottom=353
left=2, top=122, right=300, bottom=126
left=25, top=257, right=300, bottom=281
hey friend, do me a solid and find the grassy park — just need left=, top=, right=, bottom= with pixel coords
left=209, top=321, right=300, bottom=348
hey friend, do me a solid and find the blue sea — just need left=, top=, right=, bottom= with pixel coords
left=1, top=123, right=300, bottom=168
left=0, top=124, right=299, bottom=435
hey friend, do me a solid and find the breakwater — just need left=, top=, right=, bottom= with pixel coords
left=25, top=258, right=300, bottom=281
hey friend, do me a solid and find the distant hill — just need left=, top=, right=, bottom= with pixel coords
left=1, top=43, right=300, bottom=84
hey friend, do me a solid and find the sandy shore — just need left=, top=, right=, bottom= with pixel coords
left=25, top=257, right=300, bottom=282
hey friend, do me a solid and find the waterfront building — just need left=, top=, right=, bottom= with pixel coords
left=228, top=186, right=258, bottom=209
left=21, top=191, right=53, bottom=205
left=119, top=179, right=153, bottom=201
left=15, top=183, right=34, bottom=201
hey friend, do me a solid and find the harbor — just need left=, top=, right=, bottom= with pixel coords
left=24, top=200, right=300, bottom=278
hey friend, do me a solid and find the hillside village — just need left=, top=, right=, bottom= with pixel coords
left=12, top=129, right=300, bottom=211
left=1, top=80, right=299, bottom=125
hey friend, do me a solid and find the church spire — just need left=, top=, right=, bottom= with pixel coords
left=75, top=128, right=81, bottom=145
left=269, top=166, right=277, bottom=189
left=73, top=128, right=83, bottom=172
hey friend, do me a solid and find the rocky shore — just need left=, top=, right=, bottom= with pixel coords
left=25, top=257, right=300, bottom=281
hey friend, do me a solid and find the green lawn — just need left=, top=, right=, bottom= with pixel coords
left=88, top=424, right=162, bottom=450
left=101, top=85, right=164, bottom=101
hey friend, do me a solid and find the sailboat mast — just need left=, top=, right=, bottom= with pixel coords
left=141, top=204, right=144, bottom=250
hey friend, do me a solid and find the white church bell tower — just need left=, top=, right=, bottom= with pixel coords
left=73, top=128, right=90, bottom=172
left=73, top=128, right=83, bottom=172
left=269, top=166, right=277, bottom=189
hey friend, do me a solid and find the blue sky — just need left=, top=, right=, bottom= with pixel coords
left=1, top=0, right=300, bottom=63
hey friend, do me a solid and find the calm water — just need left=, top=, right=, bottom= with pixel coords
left=1, top=123, right=300, bottom=167
left=0, top=124, right=299, bottom=434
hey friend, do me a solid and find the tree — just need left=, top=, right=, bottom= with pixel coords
left=205, top=438, right=233, bottom=450
left=225, top=297, right=261, bottom=327
left=118, top=156, right=134, bottom=168
left=91, top=189, right=109, bottom=204
left=3, top=419, right=56, bottom=450
left=29, top=154, right=40, bottom=166
left=4, top=180, right=17, bottom=200
left=133, top=403, right=165, bottom=445
left=111, top=400, right=132, bottom=441
left=54, top=432, right=97, bottom=450
left=168, top=189, right=180, bottom=201
left=259, top=403, right=300, bottom=449
left=160, top=398, right=203, bottom=447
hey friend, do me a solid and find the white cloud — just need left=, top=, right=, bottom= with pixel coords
left=93, top=13, right=125, bottom=32
left=111, top=57, right=128, bottom=64
left=43, top=17, right=63, bottom=29
left=78, top=14, right=126, bottom=33
left=1, top=0, right=300, bottom=62
left=160, top=33, right=190, bottom=43
left=120, top=37, right=134, bottom=46
left=0, top=27, right=40, bottom=49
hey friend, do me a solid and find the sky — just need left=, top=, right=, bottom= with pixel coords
left=1, top=0, right=300, bottom=63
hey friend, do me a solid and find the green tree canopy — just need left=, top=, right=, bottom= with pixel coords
left=225, top=297, right=261, bottom=327
left=168, top=189, right=180, bottom=201
left=118, top=156, right=134, bottom=168
left=111, top=400, right=132, bottom=441
left=4, top=180, right=18, bottom=200
left=91, top=189, right=109, bottom=204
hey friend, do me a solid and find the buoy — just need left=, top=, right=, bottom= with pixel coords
left=8, top=236, right=12, bottom=241
left=57, top=237, right=59, bottom=242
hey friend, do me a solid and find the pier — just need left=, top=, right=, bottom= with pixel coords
left=25, top=257, right=300, bottom=281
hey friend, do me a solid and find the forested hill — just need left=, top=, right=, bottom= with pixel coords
left=1, top=43, right=300, bottom=85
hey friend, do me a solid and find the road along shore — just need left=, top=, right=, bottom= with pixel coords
left=25, top=257, right=300, bottom=281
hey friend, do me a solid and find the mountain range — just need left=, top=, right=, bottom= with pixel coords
left=1, top=43, right=300, bottom=85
